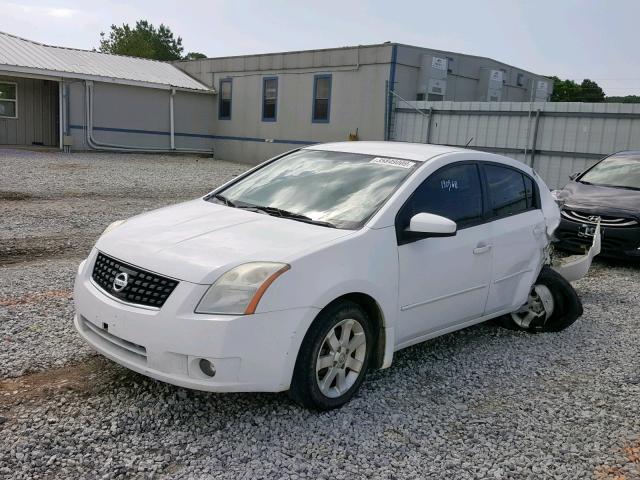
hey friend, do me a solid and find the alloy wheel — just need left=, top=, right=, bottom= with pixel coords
left=511, top=284, right=555, bottom=329
left=315, top=318, right=367, bottom=398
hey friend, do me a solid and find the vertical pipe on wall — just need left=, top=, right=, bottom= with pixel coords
left=385, top=44, right=398, bottom=141
left=530, top=109, right=542, bottom=170
left=426, top=107, right=434, bottom=144
left=58, top=80, right=64, bottom=151
left=170, top=88, right=175, bottom=150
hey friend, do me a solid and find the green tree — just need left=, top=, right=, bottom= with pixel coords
left=605, top=95, right=640, bottom=103
left=550, top=76, right=582, bottom=102
left=183, top=52, right=207, bottom=60
left=550, top=76, right=606, bottom=102
left=580, top=79, right=605, bottom=102
left=99, top=20, right=184, bottom=61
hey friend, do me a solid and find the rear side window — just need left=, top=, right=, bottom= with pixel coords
left=399, top=163, right=484, bottom=230
left=485, top=165, right=536, bottom=217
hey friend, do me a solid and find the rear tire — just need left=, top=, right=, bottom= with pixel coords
left=500, top=266, right=583, bottom=333
left=289, top=300, right=373, bottom=410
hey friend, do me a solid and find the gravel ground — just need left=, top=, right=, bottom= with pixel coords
left=1, top=150, right=639, bottom=479
left=0, top=149, right=246, bottom=262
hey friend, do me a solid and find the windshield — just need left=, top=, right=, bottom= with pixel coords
left=580, top=155, right=640, bottom=189
left=213, top=149, right=418, bottom=229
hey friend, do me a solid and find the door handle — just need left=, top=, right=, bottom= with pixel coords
left=473, top=243, right=492, bottom=254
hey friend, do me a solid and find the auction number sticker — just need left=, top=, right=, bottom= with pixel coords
left=370, top=157, right=416, bottom=169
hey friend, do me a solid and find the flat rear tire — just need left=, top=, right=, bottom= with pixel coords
left=500, top=266, right=583, bottom=333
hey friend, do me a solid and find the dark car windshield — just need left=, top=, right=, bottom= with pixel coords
left=212, top=149, right=418, bottom=229
left=580, top=155, right=640, bottom=190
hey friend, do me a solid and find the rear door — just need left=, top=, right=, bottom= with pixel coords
left=481, top=163, right=547, bottom=314
left=396, top=162, right=493, bottom=346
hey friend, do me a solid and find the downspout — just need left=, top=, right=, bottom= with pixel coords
left=84, top=81, right=213, bottom=154
left=170, top=88, right=175, bottom=150
left=58, top=80, right=64, bottom=151
left=385, top=44, right=398, bottom=141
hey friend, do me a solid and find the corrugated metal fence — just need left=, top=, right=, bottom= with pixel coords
left=390, top=99, right=640, bottom=188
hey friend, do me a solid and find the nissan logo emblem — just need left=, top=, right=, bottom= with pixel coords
left=112, top=272, right=129, bottom=292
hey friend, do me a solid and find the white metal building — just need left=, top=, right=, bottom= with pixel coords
left=1, top=34, right=553, bottom=164
left=174, top=42, right=553, bottom=164
left=0, top=31, right=215, bottom=152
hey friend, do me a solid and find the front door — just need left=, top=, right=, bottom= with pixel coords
left=396, top=163, right=493, bottom=346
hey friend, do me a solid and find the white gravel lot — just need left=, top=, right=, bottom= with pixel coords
left=0, top=149, right=639, bottom=479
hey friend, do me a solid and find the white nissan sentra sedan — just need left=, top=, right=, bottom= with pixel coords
left=74, top=141, right=584, bottom=410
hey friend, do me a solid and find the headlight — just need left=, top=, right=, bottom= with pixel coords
left=102, top=219, right=126, bottom=235
left=195, top=262, right=290, bottom=315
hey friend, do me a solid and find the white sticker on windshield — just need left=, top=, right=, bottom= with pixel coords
left=370, top=157, right=416, bottom=169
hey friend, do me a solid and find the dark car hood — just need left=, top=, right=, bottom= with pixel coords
left=559, top=181, right=640, bottom=218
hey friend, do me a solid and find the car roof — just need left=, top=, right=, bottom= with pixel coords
left=303, top=141, right=466, bottom=162
left=611, top=150, right=640, bottom=159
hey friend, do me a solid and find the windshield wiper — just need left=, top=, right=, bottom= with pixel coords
left=210, top=193, right=235, bottom=207
left=601, top=184, right=640, bottom=191
left=237, top=204, right=337, bottom=228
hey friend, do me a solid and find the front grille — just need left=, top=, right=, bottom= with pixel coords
left=561, top=209, right=637, bottom=227
left=92, top=252, right=178, bottom=309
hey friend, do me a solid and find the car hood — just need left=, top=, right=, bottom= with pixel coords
left=96, top=199, right=354, bottom=284
left=558, top=181, right=640, bottom=218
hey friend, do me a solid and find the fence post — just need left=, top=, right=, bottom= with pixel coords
left=530, top=109, right=541, bottom=169
left=425, top=107, right=434, bottom=144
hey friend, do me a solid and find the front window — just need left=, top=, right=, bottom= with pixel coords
left=213, top=149, right=417, bottom=229
left=399, top=163, right=483, bottom=230
left=312, top=75, right=331, bottom=122
left=579, top=154, right=640, bottom=190
left=262, top=77, right=278, bottom=121
left=219, top=79, right=232, bottom=120
left=0, top=82, right=17, bottom=118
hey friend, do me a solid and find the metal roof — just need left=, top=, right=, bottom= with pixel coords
left=0, top=31, right=211, bottom=92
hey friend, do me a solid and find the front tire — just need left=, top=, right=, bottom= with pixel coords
left=289, top=300, right=373, bottom=410
left=502, top=266, right=583, bottom=333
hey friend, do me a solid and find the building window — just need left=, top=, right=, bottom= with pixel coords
left=219, top=79, right=232, bottom=120
left=312, top=74, right=332, bottom=123
left=517, top=73, right=524, bottom=87
left=262, top=77, right=278, bottom=122
left=0, top=82, right=17, bottom=118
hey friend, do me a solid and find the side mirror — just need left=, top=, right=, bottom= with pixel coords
left=569, top=172, right=581, bottom=181
left=407, top=213, right=457, bottom=237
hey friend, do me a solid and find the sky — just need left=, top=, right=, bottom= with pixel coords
left=1, top=0, right=639, bottom=96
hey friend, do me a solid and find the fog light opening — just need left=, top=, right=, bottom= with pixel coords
left=199, top=358, right=216, bottom=377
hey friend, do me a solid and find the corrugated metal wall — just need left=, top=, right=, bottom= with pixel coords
left=66, top=81, right=216, bottom=152
left=392, top=100, right=640, bottom=188
left=0, top=75, right=58, bottom=146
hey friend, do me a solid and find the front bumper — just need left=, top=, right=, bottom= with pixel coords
left=74, top=250, right=319, bottom=392
left=555, top=218, right=640, bottom=260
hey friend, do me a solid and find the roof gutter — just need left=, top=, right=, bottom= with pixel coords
left=0, top=64, right=215, bottom=94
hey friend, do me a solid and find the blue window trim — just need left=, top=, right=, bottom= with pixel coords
left=312, top=74, right=332, bottom=123
left=262, top=76, right=278, bottom=122
left=218, top=78, right=232, bottom=120
left=385, top=44, right=398, bottom=140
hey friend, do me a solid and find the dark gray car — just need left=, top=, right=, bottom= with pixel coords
left=554, top=151, right=640, bottom=260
